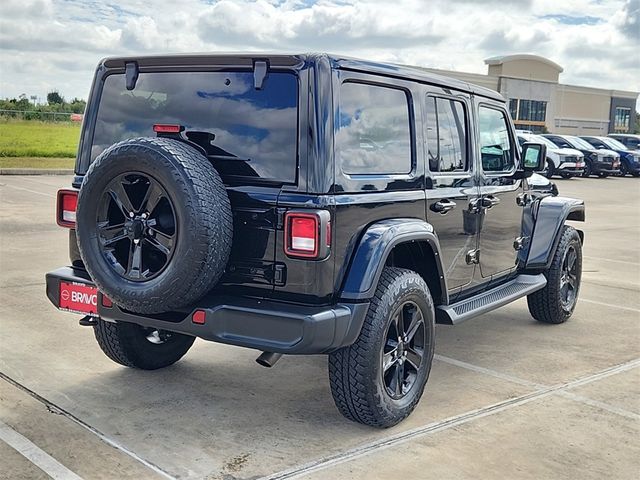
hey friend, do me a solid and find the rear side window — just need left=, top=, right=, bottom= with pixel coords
left=478, top=106, right=515, bottom=173
left=425, top=97, right=468, bottom=174
left=337, top=82, right=412, bottom=175
left=92, top=72, right=298, bottom=183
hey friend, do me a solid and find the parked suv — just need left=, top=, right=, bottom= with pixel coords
left=517, top=133, right=584, bottom=178
left=46, top=54, right=585, bottom=427
left=543, top=134, right=620, bottom=177
left=608, top=134, right=640, bottom=151
left=580, top=135, right=640, bottom=177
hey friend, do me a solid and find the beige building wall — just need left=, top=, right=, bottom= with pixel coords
left=414, top=55, right=638, bottom=134
left=419, top=67, right=499, bottom=91
left=488, top=59, right=561, bottom=83
left=554, top=85, right=612, bottom=135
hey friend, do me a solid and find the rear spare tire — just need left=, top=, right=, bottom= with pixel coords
left=76, top=137, right=232, bottom=314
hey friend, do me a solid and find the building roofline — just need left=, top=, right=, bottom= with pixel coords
left=484, top=54, right=564, bottom=73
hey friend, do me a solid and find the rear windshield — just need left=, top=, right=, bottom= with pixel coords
left=92, top=71, right=299, bottom=183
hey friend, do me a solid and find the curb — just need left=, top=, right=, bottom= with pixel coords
left=0, top=169, right=74, bottom=175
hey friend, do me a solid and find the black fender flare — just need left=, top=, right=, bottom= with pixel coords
left=525, top=196, right=585, bottom=271
left=340, top=218, right=447, bottom=303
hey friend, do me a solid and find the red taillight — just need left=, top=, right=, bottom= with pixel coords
left=56, top=189, right=78, bottom=228
left=285, top=213, right=318, bottom=257
left=284, top=211, right=331, bottom=259
left=153, top=124, right=183, bottom=133
left=101, top=294, right=113, bottom=308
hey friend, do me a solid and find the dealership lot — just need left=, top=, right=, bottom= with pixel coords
left=1, top=175, right=638, bottom=479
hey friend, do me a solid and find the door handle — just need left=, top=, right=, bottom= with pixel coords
left=431, top=199, right=457, bottom=214
left=481, top=195, right=500, bottom=209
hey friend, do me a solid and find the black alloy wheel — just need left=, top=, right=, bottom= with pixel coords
left=97, top=173, right=176, bottom=281
left=328, top=267, right=435, bottom=427
left=381, top=301, right=426, bottom=399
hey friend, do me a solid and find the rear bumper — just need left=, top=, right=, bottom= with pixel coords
left=46, top=267, right=369, bottom=354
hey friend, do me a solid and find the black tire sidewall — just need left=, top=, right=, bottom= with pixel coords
left=76, top=138, right=232, bottom=313
left=550, top=228, right=583, bottom=316
left=374, top=286, right=435, bottom=414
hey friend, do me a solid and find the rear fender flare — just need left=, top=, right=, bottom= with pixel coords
left=340, top=219, right=447, bottom=303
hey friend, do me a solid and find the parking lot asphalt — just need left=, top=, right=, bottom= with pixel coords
left=1, top=174, right=638, bottom=480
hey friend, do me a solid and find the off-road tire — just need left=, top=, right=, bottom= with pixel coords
left=76, top=137, right=232, bottom=314
left=328, top=267, right=435, bottom=428
left=94, top=319, right=195, bottom=370
left=527, top=225, right=582, bottom=324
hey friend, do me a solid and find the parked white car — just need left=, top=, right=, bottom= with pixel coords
left=517, top=133, right=585, bottom=178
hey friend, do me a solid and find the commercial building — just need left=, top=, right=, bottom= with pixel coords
left=420, top=54, right=638, bottom=135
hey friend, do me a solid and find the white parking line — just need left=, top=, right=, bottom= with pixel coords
left=0, top=420, right=83, bottom=480
left=435, top=354, right=544, bottom=389
left=558, top=391, right=640, bottom=421
left=436, top=354, right=640, bottom=419
left=580, top=298, right=640, bottom=313
left=0, top=373, right=177, bottom=480
left=261, top=358, right=640, bottom=480
left=584, top=255, right=640, bottom=266
left=0, top=183, right=55, bottom=198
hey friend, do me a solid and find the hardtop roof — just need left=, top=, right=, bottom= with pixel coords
left=99, top=52, right=504, bottom=102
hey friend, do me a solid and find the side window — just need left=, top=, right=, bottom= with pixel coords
left=478, top=106, right=515, bottom=173
left=337, top=82, right=412, bottom=175
left=425, top=96, right=468, bottom=174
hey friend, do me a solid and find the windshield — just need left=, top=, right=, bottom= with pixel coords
left=529, top=134, right=559, bottom=150
left=566, top=136, right=595, bottom=150
left=600, top=137, right=626, bottom=150
left=92, top=71, right=299, bottom=183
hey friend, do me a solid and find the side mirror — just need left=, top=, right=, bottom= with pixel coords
left=521, top=142, right=547, bottom=172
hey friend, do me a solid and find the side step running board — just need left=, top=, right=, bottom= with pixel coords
left=436, top=274, right=546, bottom=325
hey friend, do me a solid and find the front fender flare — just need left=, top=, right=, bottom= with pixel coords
left=526, top=196, right=585, bottom=271
left=340, top=219, right=446, bottom=302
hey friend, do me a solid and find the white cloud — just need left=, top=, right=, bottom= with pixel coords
left=0, top=0, right=637, bottom=109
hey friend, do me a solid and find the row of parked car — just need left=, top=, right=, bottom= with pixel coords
left=516, top=132, right=640, bottom=179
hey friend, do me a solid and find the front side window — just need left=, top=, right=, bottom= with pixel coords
left=93, top=71, right=299, bottom=183
left=425, top=97, right=468, bottom=174
left=478, top=106, right=515, bottom=173
left=602, top=137, right=627, bottom=150
left=337, top=82, right=412, bottom=175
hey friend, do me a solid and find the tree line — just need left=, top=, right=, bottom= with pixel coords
left=0, top=90, right=86, bottom=119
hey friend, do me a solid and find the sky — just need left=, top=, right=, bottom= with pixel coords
left=0, top=0, right=638, bottom=106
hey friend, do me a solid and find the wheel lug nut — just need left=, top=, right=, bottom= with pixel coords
left=129, top=212, right=134, bottom=218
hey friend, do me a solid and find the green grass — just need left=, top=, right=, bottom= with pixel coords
left=0, top=120, right=81, bottom=158
left=0, top=157, right=75, bottom=169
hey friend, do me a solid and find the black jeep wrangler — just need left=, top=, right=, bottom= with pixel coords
left=46, top=53, right=585, bottom=428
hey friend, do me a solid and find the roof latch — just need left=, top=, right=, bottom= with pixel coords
left=125, top=62, right=139, bottom=91
left=253, top=60, right=268, bottom=90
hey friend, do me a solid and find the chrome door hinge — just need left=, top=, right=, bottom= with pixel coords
left=465, top=249, right=480, bottom=265
left=513, top=236, right=528, bottom=251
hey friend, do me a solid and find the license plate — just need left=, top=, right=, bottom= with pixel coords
left=59, top=281, right=98, bottom=316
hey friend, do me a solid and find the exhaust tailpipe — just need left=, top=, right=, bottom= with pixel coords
left=256, top=351, right=282, bottom=368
